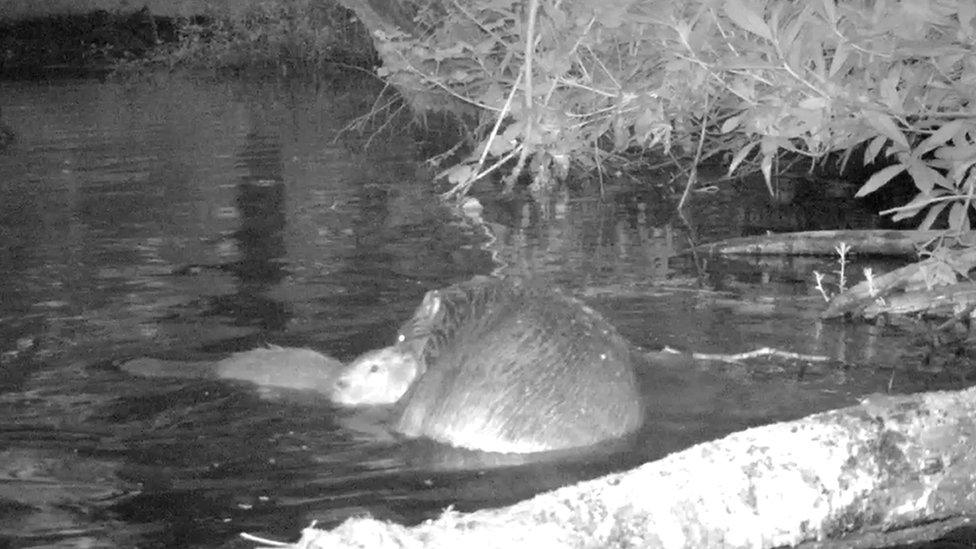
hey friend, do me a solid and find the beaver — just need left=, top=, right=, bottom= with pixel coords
left=386, top=276, right=645, bottom=454
left=120, top=346, right=344, bottom=393
left=120, top=344, right=422, bottom=405
left=119, top=278, right=644, bottom=454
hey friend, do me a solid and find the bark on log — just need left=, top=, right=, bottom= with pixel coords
left=858, top=283, right=976, bottom=319
left=822, top=247, right=976, bottom=319
left=266, top=386, right=976, bottom=549
left=695, top=230, right=956, bottom=257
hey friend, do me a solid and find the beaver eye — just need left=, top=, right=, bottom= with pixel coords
left=369, top=364, right=380, bottom=373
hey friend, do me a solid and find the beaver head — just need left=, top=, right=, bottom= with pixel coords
left=330, top=346, right=422, bottom=407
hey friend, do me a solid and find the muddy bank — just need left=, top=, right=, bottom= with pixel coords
left=0, top=0, right=224, bottom=20
left=0, top=9, right=183, bottom=77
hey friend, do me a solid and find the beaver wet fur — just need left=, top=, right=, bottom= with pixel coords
left=331, top=346, right=421, bottom=406
left=120, top=346, right=345, bottom=393
left=119, top=277, right=645, bottom=454
left=389, top=276, right=644, bottom=454
left=120, top=344, right=420, bottom=404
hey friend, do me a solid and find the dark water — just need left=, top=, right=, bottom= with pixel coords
left=0, top=76, right=966, bottom=548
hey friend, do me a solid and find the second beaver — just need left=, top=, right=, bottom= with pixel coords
left=385, top=276, right=645, bottom=454
left=330, top=345, right=422, bottom=406
left=120, top=346, right=346, bottom=393
left=121, top=344, right=421, bottom=404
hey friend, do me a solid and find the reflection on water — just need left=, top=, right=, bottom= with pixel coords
left=0, top=76, right=961, bottom=547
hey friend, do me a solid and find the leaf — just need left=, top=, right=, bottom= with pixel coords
left=799, top=97, right=827, bottom=110
left=728, top=140, right=759, bottom=175
left=820, top=0, right=837, bottom=24
left=839, top=145, right=855, bottom=173
left=760, top=153, right=773, bottom=194
left=672, top=20, right=692, bottom=43
left=864, top=135, right=887, bottom=166
left=723, top=0, right=773, bottom=41
left=917, top=200, right=948, bottom=229
left=856, top=164, right=907, bottom=197
left=879, top=67, right=903, bottom=111
left=829, top=42, right=850, bottom=78
left=729, top=78, right=757, bottom=102
left=780, top=4, right=810, bottom=49
left=721, top=114, right=743, bottom=134
left=489, top=123, right=524, bottom=155
left=600, top=4, right=628, bottom=28
left=961, top=2, right=976, bottom=36
left=612, top=116, right=630, bottom=151
left=935, top=142, right=976, bottom=161
left=862, top=110, right=909, bottom=150
left=950, top=159, right=976, bottom=187
left=442, top=162, right=476, bottom=185
left=634, top=107, right=662, bottom=142
left=948, top=202, right=969, bottom=232
left=768, top=3, right=783, bottom=33
left=811, top=42, right=827, bottom=81
left=906, top=161, right=946, bottom=194
left=915, top=119, right=968, bottom=157
left=760, top=134, right=780, bottom=156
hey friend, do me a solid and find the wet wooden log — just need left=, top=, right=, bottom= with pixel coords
left=695, top=230, right=956, bottom=257
left=260, top=386, right=976, bottom=549
left=858, top=283, right=976, bottom=319
left=822, top=247, right=976, bottom=319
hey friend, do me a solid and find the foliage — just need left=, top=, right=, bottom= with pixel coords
left=813, top=242, right=887, bottom=308
left=118, top=0, right=376, bottom=75
left=370, top=0, right=976, bottom=229
left=0, top=9, right=166, bottom=76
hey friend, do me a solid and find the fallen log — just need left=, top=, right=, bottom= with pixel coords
left=858, top=283, right=976, bottom=319
left=256, top=386, right=976, bottom=549
left=822, top=247, right=976, bottom=319
left=695, top=230, right=955, bottom=257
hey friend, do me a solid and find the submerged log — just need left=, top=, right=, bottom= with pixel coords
left=264, top=386, right=976, bottom=549
left=822, top=247, right=976, bottom=319
left=858, top=283, right=976, bottom=319
left=695, top=230, right=957, bottom=257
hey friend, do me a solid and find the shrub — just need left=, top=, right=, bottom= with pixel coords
left=123, top=0, right=376, bottom=75
left=367, top=0, right=976, bottom=229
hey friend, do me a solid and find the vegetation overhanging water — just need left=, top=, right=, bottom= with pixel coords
left=0, top=74, right=971, bottom=548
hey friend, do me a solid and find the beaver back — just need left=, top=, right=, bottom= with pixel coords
left=392, top=277, right=644, bottom=454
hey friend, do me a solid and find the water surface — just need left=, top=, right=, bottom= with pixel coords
left=0, top=75, right=963, bottom=548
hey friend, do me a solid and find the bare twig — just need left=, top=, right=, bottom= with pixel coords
left=692, top=347, right=831, bottom=364
left=678, top=94, right=710, bottom=210
left=441, top=70, right=524, bottom=199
